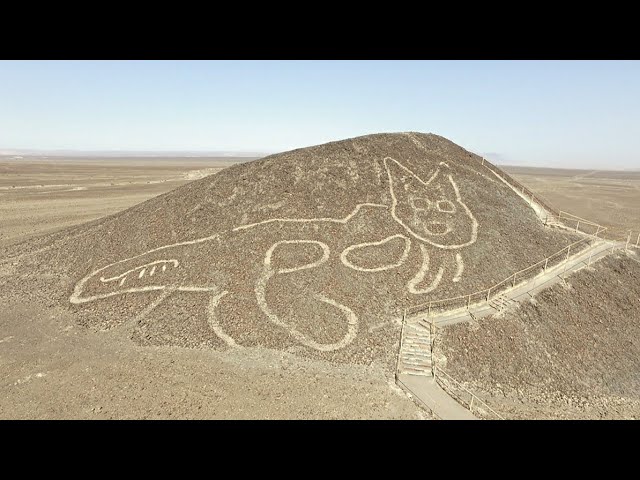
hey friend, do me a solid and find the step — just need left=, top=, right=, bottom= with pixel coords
left=401, top=371, right=432, bottom=377
left=404, top=341, right=430, bottom=346
left=402, top=361, right=432, bottom=367
left=406, top=333, right=430, bottom=339
left=407, top=327, right=430, bottom=333
left=402, top=348, right=430, bottom=353
left=402, top=352, right=431, bottom=358
left=403, top=355, right=431, bottom=361
left=403, top=353, right=431, bottom=359
left=402, top=359, right=431, bottom=366
left=402, top=361, right=431, bottom=367
left=404, top=340, right=430, bottom=346
left=402, top=367, right=433, bottom=374
left=402, top=361, right=432, bottom=368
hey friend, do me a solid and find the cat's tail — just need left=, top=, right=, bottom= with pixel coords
left=70, top=252, right=184, bottom=305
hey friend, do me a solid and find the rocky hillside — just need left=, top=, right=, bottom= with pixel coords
left=0, top=132, right=579, bottom=369
left=437, top=251, right=640, bottom=419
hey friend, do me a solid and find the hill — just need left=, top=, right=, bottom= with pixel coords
left=0, top=132, right=580, bottom=370
left=437, top=251, right=640, bottom=419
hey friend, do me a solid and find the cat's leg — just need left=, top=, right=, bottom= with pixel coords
left=407, top=244, right=465, bottom=294
left=407, top=244, right=443, bottom=294
left=254, top=239, right=359, bottom=352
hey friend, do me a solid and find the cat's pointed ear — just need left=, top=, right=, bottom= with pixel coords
left=384, top=157, right=438, bottom=199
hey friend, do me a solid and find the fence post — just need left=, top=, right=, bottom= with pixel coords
left=467, top=295, right=470, bottom=310
left=396, top=309, right=406, bottom=377
left=595, top=225, right=600, bottom=238
left=486, top=288, right=491, bottom=302
left=481, top=157, right=485, bottom=166
left=636, top=232, right=640, bottom=248
left=544, top=258, right=549, bottom=271
left=588, top=251, right=594, bottom=266
left=576, top=220, right=580, bottom=233
left=469, top=394, right=474, bottom=410
left=512, top=273, right=517, bottom=287
left=566, top=245, right=571, bottom=262
left=529, top=193, right=533, bottom=206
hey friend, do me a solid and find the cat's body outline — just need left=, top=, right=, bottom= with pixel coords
left=70, top=156, right=479, bottom=351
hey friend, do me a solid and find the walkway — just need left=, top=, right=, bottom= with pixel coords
left=394, top=155, right=636, bottom=419
left=410, top=239, right=617, bottom=327
left=397, top=373, right=477, bottom=420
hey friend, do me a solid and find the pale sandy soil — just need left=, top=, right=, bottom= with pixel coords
left=0, top=154, right=425, bottom=420
left=0, top=297, right=422, bottom=419
left=0, top=157, right=252, bottom=248
left=504, top=166, right=640, bottom=236
left=2, top=152, right=637, bottom=420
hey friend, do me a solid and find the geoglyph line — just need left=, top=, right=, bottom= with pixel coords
left=264, top=240, right=330, bottom=274
left=255, top=264, right=358, bottom=351
left=340, top=234, right=411, bottom=272
left=70, top=153, right=477, bottom=351
left=453, top=253, right=464, bottom=282
left=232, top=203, right=388, bottom=231
left=407, top=244, right=445, bottom=294
left=207, top=290, right=238, bottom=348
left=385, top=157, right=479, bottom=249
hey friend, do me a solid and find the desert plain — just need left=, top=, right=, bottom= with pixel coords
left=1, top=151, right=639, bottom=419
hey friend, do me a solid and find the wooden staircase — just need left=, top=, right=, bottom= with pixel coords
left=398, top=319, right=433, bottom=377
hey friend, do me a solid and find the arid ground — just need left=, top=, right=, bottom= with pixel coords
left=0, top=153, right=427, bottom=419
left=504, top=166, right=640, bottom=235
left=0, top=156, right=254, bottom=248
left=1, top=147, right=638, bottom=419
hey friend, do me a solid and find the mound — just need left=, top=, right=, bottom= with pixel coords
left=437, top=252, right=640, bottom=419
left=1, top=132, right=579, bottom=369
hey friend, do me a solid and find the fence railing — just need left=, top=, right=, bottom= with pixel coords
left=600, top=228, right=640, bottom=250
left=433, top=366, right=504, bottom=420
left=480, top=157, right=561, bottom=218
left=406, top=235, right=599, bottom=317
left=395, top=155, right=638, bottom=420
left=403, top=155, right=638, bottom=318
left=480, top=157, right=620, bottom=238
left=395, top=377, right=439, bottom=419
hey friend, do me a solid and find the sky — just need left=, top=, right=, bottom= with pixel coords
left=0, top=60, right=639, bottom=169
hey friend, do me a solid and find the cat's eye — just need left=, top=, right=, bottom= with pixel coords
left=437, top=200, right=456, bottom=213
left=411, top=197, right=432, bottom=210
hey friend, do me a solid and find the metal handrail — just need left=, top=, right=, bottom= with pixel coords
left=405, top=154, right=639, bottom=317
left=407, top=236, right=598, bottom=316
left=395, top=377, right=440, bottom=419
left=395, top=155, right=637, bottom=421
left=480, top=158, right=561, bottom=217
left=433, top=366, right=504, bottom=420
left=558, top=210, right=605, bottom=227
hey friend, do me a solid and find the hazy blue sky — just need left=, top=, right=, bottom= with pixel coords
left=1, top=60, right=639, bottom=168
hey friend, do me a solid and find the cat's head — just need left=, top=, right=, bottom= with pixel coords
left=384, top=157, right=478, bottom=249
